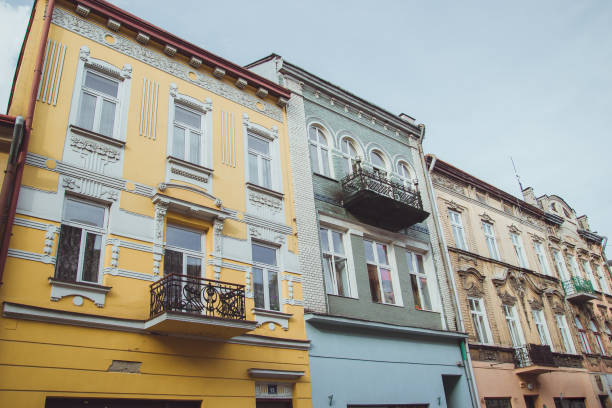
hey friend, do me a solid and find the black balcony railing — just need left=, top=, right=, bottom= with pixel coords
left=514, top=344, right=557, bottom=368
left=150, top=274, right=246, bottom=320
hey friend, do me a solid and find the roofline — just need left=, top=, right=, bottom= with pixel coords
left=244, top=53, right=280, bottom=69
left=426, top=155, right=545, bottom=219
left=64, top=0, right=291, bottom=100
left=7, top=0, right=37, bottom=114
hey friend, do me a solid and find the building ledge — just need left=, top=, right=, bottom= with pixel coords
left=145, top=311, right=257, bottom=339
left=252, top=308, right=292, bottom=331
left=248, top=368, right=304, bottom=380
left=514, top=365, right=558, bottom=376
left=49, top=278, right=111, bottom=308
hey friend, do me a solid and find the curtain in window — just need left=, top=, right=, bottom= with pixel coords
left=55, top=225, right=82, bottom=282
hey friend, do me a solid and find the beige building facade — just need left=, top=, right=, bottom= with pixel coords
left=427, top=155, right=612, bottom=408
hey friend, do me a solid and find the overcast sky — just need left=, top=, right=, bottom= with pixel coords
left=2, top=0, right=611, bottom=256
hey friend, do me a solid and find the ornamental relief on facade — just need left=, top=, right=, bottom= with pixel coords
left=432, top=174, right=466, bottom=195
left=62, top=176, right=119, bottom=202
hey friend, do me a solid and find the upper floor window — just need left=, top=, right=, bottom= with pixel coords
left=503, top=304, right=525, bottom=347
left=590, top=320, right=606, bottom=355
left=163, top=224, right=203, bottom=277
left=596, top=265, right=610, bottom=294
left=556, top=314, right=576, bottom=354
left=475, top=190, right=487, bottom=204
left=364, top=239, right=396, bottom=305
left=482, top=222, right=500, bottom=260
left=172, top=105, right=203, bottom=165
left=532, top=309, right=553, bottom=349
left=77, top=71, right=120, bottom=137
left=340, top=137, right=359, bottom=175
left=320, top=227, right=351, bottom=297
left=406, top=250, right=432, bottom=311
left=55, top=198, right=106, bottom=284
left=534, top=241, right=551, bottom=276
left=574, top=316, right=592, bottom=354
left=448, top=210, right=468, bottom=250
left=370, top=150, right=387, bottom=176
left=469, top=297, right=493, bottom=344
left=581, top=260, right=599, bottom=291
left=567, top=255, right=581, bottom=278
left=510, top=233, right=529, bottom=268
left=252, top=243, right=279, bottom=311
left=308, top=126, right=331, bottom=177
left=552, top=249, right=570, bottom=281
left=502, top=202, right=513, bottom=215
left=248, top=133, right=272, bottom=189
left=605, top=323, right=612, bottom=344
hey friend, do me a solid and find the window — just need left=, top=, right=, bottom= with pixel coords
left=340, top=137, right=359, bottom=175
left=308, top=126, right=331, bottom=177
left=596, top=265, right=610, bottom=294
left=469, top=297, right=492, bottom=344
left=503, top=304, right=525, bottom=347
left=534, top=241, right=551, bottom=275
left=503, top=202, right=513, bottom=215
left=604, top=323, right=612, bottom=344
left=568, top=255, right=581, bottom=278
left=76, top=71, right=120, bottom=137
left=574, top=317, right=592, bottom=354
left=448, top=210, right=468, bottom=250
left=485, top=398, right=512, bottom=408
left=482, top=222, right=500, bottom=260
left=55, top=198, right=106, bottom=284
left=320, top=227, right=351, bottom=297
left=532, top=309, right=553, bottom=349
left=510, top=233, right=529, bottom=268
left=172, top=105, right=203, bottom=165
left=581, top=260, right=599, bottom=291
left=364, top=240, right=396, bottom=304
left=252, top=243, right=279, bottom=311
left=556, top=314, right=576, bottom=354
left=406, top=250, right=431, bottom=310
left=163, top=224, right=203, bottom=277
left=590, top=320, right=606, bottom=355
left=553, top=249, right=570, bottom=281
left=248, top=133, right=272, bottom=189
left=554, top=398, right=586, bottom=408
left=397, top=161, right=414, bottom=189
left=370, top=150, right=387, bottom=176
left=475, top=190, right=487, bottom=204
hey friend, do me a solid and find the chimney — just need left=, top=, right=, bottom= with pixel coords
left=522, top=187, right=536, bottom=205
left=399, top=113, right=416, bottom=124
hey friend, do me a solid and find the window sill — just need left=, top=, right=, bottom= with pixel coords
left=371, top=300, right=404, bottom=308
left=167, top=156, right=213, bottom=177
left=245, top=182, right=284, bottom=200
left=49, top=277, right=111, bottom=308
left=69, top=124, right=125, bottom=148
left=251, top=307, right=292, bottom=331
left=327, top=293, right=359, bottom=301
left=312, top=172, right=339, bottom=183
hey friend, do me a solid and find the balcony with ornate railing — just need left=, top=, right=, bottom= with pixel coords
left=340, top=161, right=429, bottom=231
left=562, top=276, right=597, bottom=303
left=514, top=344, right=558, bottom=375
left=145, top=274, right=257, bottom=338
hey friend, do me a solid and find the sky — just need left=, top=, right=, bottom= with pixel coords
left=1, top=0, right=611, bottom=256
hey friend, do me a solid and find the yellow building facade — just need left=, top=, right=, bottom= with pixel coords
left=0, top=1, right=311, bottom=407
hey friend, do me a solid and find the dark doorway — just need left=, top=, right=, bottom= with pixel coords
left=599, top=395, right=610, bottom=408
left=442, top=374, right=462, bottom=408
left=524, top=396, right=536, bottom=408
left=46, top=399, right=200, bottom=408
left=256, top=401, right=292, bottom=408
left=554, top=398, right=586, bottom=408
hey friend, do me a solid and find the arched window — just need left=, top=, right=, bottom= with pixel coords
left=397, top=161, right=414, bottom=188
left=370, top=150, right=388, bottom=176
left=340, top=137, right=359, bottom=175
left=308, top=126, right=331, bottom=177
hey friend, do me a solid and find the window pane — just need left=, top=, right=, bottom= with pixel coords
left=332, top=231, right=344, bottom=254
left=322, top=254, right=335, bottom=295
left=367, top=264, right=381, bottom=303
left=261, top=158, right=272, bottom=188
left=309, top=144, right=320, bottom=174
left=252, top=243, right=276, bottom=265
left=334, top=258, right=349, bottom=297
left=420, top=276, right=432, bottom=310
left=380, top=268, right=395, bottom=304
left=416, top=254, right=425, bottom=274
left=99, top=99, right=116, bottom=137
left=166, top=225, right=201, bottom=251
left=268, top=270, right=279, bottom=311
left=308, top=126, right=318, bottom=141
left=405, top=251, right=414, bottom=273
left=81, top=232, right=102, bottom=282
left=371, top=151, right=385, bottom=168
left=173, top=126, right=185, bottom=160
left=411, top=274, right=422, bottom=309
left=189, top=132, right=200, bottom=164
left=248, top=153, right=259, bottom=184
left=319, top=228, right=329, bottom=252
left=248, top=134, right=269, bottom=155
left=55, top=225, right=82, bottom=282
left=163, top=249, right=183, bottom=276
left=253, top=267, right=265, bottom=308
left=77, top=92, right=96, bottom=130
left=186, top=256, right=201, bottom=278
left=363, top=240, right=375, bottom=263
left=64, top=199, right=105, bottom=227
left=321, top=149, right=330, bottom=176
left=84, top=71, right=118, bottom=97
left=376, top=243, right=389, bottom=265
left=175, top=106, right=201, bottom=129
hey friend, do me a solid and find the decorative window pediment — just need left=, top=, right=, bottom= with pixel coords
left=480, top=212, right=494, bottom=224
left=498, top=290, right=517, bottom=306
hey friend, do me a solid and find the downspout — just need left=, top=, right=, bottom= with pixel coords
left=0, top=0, right=55, bottom=283
left=416, top=128, right=480, bottom=408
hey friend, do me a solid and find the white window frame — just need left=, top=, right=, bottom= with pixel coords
left=567, top=255, right=581, bottom=278
left=532, top=309, right=553, bottom=350
left=590, top=319, right=606, bottom=355
left=581, top=260, right=599, bottom=291
left=552, top=249, right=570, bottom=281
left=397, top=160, right=416, bottom=190
left=556, top=314, right=576, bottom=354
left=340, top=136, right=360, bottom=175
left=164, top=224, right=205, bottom=277
left=369, top=149, right=389, bottom=176
left=504, top=304, right=525, bottom=347
left=320, top=227, right=354, bottom=298
left=68, top=46, right=131, bottom=141
left=510, top=232, right=529, bottom=268
left=596, top=264, right=610, bottom=294
left=482, top=222, right=500, bottom=260
left=406, top=250, right=433, bottom=311
left=308, top=125, right=332, bottom=178
left=469, top=297, right=493, bottom=345
left=534, top=241, right=551, bottom=276
left=243, top=114, right=282, bottom=193
left=251, top=242, right=281, bottom=311
left=575, top=316, right=592, bottom=354
left=448, top=210, right=468, bottom=250
left=364, top=239, right=400, bottom=305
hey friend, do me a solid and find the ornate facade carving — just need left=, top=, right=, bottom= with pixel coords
left=528, top=298, right=544, bottom=311
left=432, top=174, right=465, bottom=195
left=508, top=224, right=521, bottom=234
left=498, top=290, right=517, bottom=306
left=249, top=190, right=282, bottom=213
left=249, top=225, right=285, bottom=245
left=480, top=212, right=494, bottom=224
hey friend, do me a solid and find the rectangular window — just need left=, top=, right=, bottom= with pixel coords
left=163, top=224, right=203, bottom=277
left=485, top=398, right=512, bottom=408
left=581, top=260, right=599, bottom=291
left=552, top=249, right=570, bottom=281
left=252, top=243, right=279, bottom=311
left=448, top=210, right=467, bottom=250
left=589, top=320, right=606, bottom=355
left=534, top=242, right=551, bottom=275
left=320, top=227, right=351, bottom=297
left=406, top=250, right=432, bottom=310
left=510, top=233, right=529, bottom=268
left=77, top=71, right=120, bottom=137
left=364, top=239, right=396, bottom=304
left=469, top=297, right=492, bottom=344
left=532, top=309, right=553, bottom=349
left=568, top=255, right=581, bottom=278
left=248, top=133, right=272, bottom=189
left=55, top=199, right=106, bottom=284
left=554, top=398, right=586, bottom=408
left=574, top=317, right=592, bottom=354
left=172, top=105, right=203, bottom=165
left=556, top=314, right=576, bottom=354
left=482, top=222, right=500, bottom=260
left=597, top=265, right=610, bottom=294
left=503, top=304, right=524, bottom=347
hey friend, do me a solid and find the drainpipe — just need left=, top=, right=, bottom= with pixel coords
left=0, top=0, right=55, bottom=283
left=416, top=130, right=480, bottom=408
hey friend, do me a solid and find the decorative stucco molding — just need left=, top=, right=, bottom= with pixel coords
left=252, top=308, right=291, bottom=330
left=49, top=278, right=111, bottom=307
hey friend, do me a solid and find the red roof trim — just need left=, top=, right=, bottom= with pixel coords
left=66, top=0, right=291, bottom=100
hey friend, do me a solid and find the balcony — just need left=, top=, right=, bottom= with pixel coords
left=562, top=277, right=597, bottom=303
left=341, top=162, right=429, bottom=231
left=145, top=274, right=257, bottom=338
left=514, top=344, right=558, bottom=376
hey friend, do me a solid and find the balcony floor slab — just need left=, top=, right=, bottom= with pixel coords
left=145, top=311, right=258, bottom=338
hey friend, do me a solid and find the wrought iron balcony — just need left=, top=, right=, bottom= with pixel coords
left=145, top=274, right=257, bottom=338
left=514, top=344, right=558, bottom=375
left=341, top=161, right=429, bottom=231
left=562, top=276, right=597, bottom=303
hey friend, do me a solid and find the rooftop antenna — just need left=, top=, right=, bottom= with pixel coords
left=510, top=156, right=524, bottom=192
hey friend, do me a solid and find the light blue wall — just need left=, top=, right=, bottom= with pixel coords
left=307, top=321, right=472, bottom=408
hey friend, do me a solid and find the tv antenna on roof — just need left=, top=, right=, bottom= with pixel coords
left=511, top=157, right=524, bottom=192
